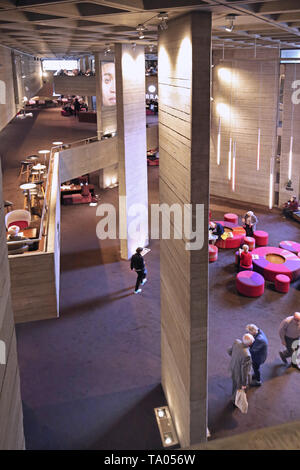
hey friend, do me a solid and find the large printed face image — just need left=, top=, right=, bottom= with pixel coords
left=101, top=62, right=116, bottom=107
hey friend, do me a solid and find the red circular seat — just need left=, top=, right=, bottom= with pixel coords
left=244, top=236, right=255, bottom=251
left=236, top=271, right=265, bottom=297
left=254, top=230, right=269, bottom=246
left=215, top=221, right=245, bottom=249
left=275, top=274, right=290, bottom=293
left=209, top=244, right=218, bottom=262
left=279, top=241, right=300, bottom=255
left=224, top=213, right=238, bottom=224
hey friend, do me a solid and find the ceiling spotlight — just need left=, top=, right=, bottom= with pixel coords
left=104, top=44, right=111, bottom=55
left=225, top=14, right=236, bottom=32
left=158, top=12, right=168, bottom=30
left=136, top=24, right=146, bottom=39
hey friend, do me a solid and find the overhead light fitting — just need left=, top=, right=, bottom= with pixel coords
left=136, top=24, right=147, bottom=40
left=158, top=12, right=168, bottom=30
left=225, top=14, right=236, bottom=33
left=104, top=44, right=111, bottom=55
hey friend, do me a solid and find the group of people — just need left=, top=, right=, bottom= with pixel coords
left=208, top=210, right=259, bottom=246
left=229, top=313, right=300, bottom=405
left=283, top=196, right=299, bottom=219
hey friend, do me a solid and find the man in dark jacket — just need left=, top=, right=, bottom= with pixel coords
left=209, top=221, right=224, bottom=245
left=130, top=247, right=147, bottom=294
left=246, top=324, right=268, bottom=386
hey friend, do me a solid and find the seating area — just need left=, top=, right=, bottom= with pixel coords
left=210, top=211, right=300, bottom=298
left=61, top=175, right=97, bottom=205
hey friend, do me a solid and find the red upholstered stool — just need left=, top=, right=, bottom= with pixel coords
left=254, top=230, right=269, bottom=246
left=275, top=274, right=290, bottom=293
left=209, top=245, right=218, bottom=263
left=224, top=213, right=238, bottom=224
left=236, top=271, right=265, bottom=297
left=244, top=236, right=255, bottom=251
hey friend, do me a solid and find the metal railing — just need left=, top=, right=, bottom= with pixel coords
left=7, top=133, right=116, bottom=251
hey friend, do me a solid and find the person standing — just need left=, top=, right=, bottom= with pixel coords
left=73, top=98, right=81, bottom=117
left=242, top=211, right=258, bottom=237
left=228, top=334, right=254, bottom=403
left=130, top=247, right=147, bottom=294
left=279, top=312, right=300, bottom=369
left=246, top=324, right=268, bottom=386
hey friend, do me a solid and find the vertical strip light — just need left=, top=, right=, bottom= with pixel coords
left=232, top=140, right=236, bottom=191
left=228, top=137, right=232, bottom=179
left=257, top=63, right=262, bottom=171
left=217, top=116, right=221, bottom=165
left=269, top=157, right=274, bottom=209
left=257, top=128, right=261, bottom=171
left=288, top=136, right=293, bottom=181
left=288, top=64, right=296, bottom=182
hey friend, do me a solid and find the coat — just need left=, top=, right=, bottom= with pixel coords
left=228, top=340, right=252, bottom=389
left=249, top=329, right=268, bottom=365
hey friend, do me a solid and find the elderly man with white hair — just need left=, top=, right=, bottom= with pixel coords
left=246, top=324, right=268, bottom=386
left=279, top=312, right=300, bottom=369
left=242, top=210, right=258, bottom=237
left=228, top=334, right=254, bottom=403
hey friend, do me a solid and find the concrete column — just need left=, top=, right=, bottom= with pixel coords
left=115, top=43, right=148, bottom=259
left=159, top=12, right=211, bottom=447
left=84, top=55, right=90, bottom=72
left=94, top=52, right=103, bottom=140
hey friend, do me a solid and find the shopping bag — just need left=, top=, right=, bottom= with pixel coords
left=235, top=389, right=248, bottom=414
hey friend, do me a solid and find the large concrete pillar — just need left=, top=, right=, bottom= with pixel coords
left=94, top=52, right=103, bottom=140
left=115, top=43, right=148, bottom=259
left=159, top=12, right=211, bottom=447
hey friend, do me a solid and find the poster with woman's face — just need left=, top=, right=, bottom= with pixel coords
left=101, top=62, right=116, bottom=107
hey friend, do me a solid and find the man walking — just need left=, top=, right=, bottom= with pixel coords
left=130, top=247, right=147, bottom=294
left=246, top=324, right=268, bottom=386
left=279, top=312, right=300, bottom=369
left=228, top=334, right=254, bottom=404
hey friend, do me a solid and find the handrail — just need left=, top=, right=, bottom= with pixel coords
left=7, top=133, right=117, bottom=250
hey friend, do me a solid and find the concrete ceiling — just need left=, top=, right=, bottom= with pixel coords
left=0, top=1, right=300, bottom=57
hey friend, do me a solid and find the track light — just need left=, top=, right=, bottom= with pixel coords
left=104, top=44, right=111, bottom=55
left=225, top=14, right=236, bottom=32
left=131, top=42, right=136, bottom=50
left=158, top=12, right=168, bottom=30
left=136, top=24, right=146, bottom=39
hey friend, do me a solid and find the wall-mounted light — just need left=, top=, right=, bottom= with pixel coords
left=288, top=135, right=293, bottom=181
left=232, top=140, right=236, bottom=191
left=228, top=137, right=232, bottom=180
left=217, top=117, right=221, bottom=165
left=154, top=406, right=179, bottom=448
left=269, top=157, right=274, bottom=209
left=257, top=128, right=261, bottom=171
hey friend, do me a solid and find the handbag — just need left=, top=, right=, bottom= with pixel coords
left=235, top=389, right=248, bottom=414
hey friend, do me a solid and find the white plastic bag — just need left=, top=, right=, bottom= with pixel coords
left=235, top=389, right=248, bottom=414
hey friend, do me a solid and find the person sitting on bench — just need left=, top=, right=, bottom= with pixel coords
left=209, top=221, right=224, bottom=245
left=283, top=196, right=299, bottom=218
left=239, top=244, right=252, bottom=269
